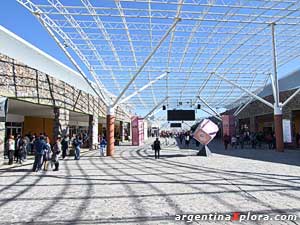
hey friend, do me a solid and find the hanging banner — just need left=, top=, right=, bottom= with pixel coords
left=283, top=119, right=292, bottom=143
left=222, top=115, right=235, bottom=136
left=131, top=116, right=139, bottom=146
left=0, top=97, right=7, bottom=122
left=193, top=119, right=219, bottom=145
left=131, top=116, right=144, bottom=146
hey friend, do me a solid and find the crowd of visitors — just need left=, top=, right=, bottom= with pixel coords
left=6, top=133, right=41, bottom=165
left=223, top=131, right=277, bottom=150
left=159, top=131, right=194, bottom=148
left=4, top=132, right=100, bottom=171
left=152, top=131, right=198, bottom=158
left=159, top=129, right=283, bottom=151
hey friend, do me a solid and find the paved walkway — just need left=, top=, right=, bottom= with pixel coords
left=0, top=148, right=91, bottom=169
left=0, top=140, right=299, bottom=225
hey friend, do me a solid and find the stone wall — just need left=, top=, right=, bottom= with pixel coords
left=0, top=53, right=130, bottom=122
left=237, top=89, right=300, bottom=121
left=0, top=122, right=5, bottom=164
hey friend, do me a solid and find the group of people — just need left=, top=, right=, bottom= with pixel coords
left=5, top=132, right=86, bottom=172
left=151, top=133, right=195, bottom=159
left=5, top=133, right=54, bottom=165
left=159, top=131, right=193, bottom=148
left=30, top=134, right=62, bottom=172
left=6, top=134, right=30, bottom=165
left=178, top=132, right=192, bottom=147
left=223, top=131, right=277, bottom=150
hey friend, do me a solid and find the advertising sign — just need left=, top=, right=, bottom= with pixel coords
left=193, top=119, right=219, bottom=145
left=131, top=116, right=139, bottom=146
left=131, top=116, right=145, bottom=146
left=222, top=115, right=235, bottom=136
left=283, top=119, right=292, bottom=143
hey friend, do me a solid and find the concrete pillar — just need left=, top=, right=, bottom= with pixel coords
left=89, top=114, right=98, bottom=150
left=274, top=105, right=284, bottom=152
left=120, top=121, right=124, bottom=142
left=235, top=119, right=239, bottom=135
left=0, top=122, right=5, bottom=165
left=106, top=107, right=115, bottom=156
left=249, top=116, right=256, bottom=132
left=53, top=107, right=69, bottom=141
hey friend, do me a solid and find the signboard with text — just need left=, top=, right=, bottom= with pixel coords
left=283, top=119, right=292, bottom=143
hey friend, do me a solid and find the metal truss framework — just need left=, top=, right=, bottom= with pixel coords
left=16, top=0, right=300, bottom=118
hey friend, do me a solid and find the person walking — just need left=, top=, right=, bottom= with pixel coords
left=23, top=135, right=30, bottom=161
left=296, top=132, right=300, bottom=148
left=52, top=137, right=62, bottom=171
left=179, top=133, right=184, bottom=145
left=239, top=133, right=245, bottom=149
left=272, top=133, right=276, bottom=149
left=153, top=138, right=161, bottom=159
left=16, top=136, right=24, bottom=164
left=61, top=136, right=69, bottom=159
left=30, top=135, right=36, bottom=155
left=257, top=132, right=263, bottom=149
left=73, top=136, right=83, bottom=160
left=266, top=133, right=273, bottom=149
left=185, top=134, right=190, bottom=148
left=32, top=135, right=47, bottom=172
left=250, top=133, right=257, bottom=149
left=223, top=134, right=230, bottom=150
left=99, top=137, right=107, bottom=156
left=231, top=135, right=237, bottom=149
left=15, top=134, right=22, bottom=163
left=43, top=137, right=51, bottom=171
left=7, top=135, right=15, bottom=165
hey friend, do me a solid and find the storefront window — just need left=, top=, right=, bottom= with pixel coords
left=5, top=122, right=23, bottom=139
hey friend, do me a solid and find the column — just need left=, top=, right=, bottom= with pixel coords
left=88, top=114, right=98, bottom=150
left=235, top=119, right=239, bottom=135
left=270, top=23, right=284, bottom=152
left=106, top=107, right=115, bottom=156
left=53, top=107, right=69, bottom=141
left=274, top=105, right=284, bottom=152
left=0, top=97, right=7, bottom=165
left=0, top=122, right=5, bottom=165
left=120, top=121, right=124, bottom=142
left=249, top=116, right=256, bottom=132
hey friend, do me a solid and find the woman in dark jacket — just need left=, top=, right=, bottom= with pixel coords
left=153, top=138, right=161, bottom=159
left=61, top=136, right=69, bottom=159
left=52, top=137, right=62, bottom=171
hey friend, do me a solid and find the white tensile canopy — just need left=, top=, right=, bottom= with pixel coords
left=16, top=0, right=300, bottom=120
